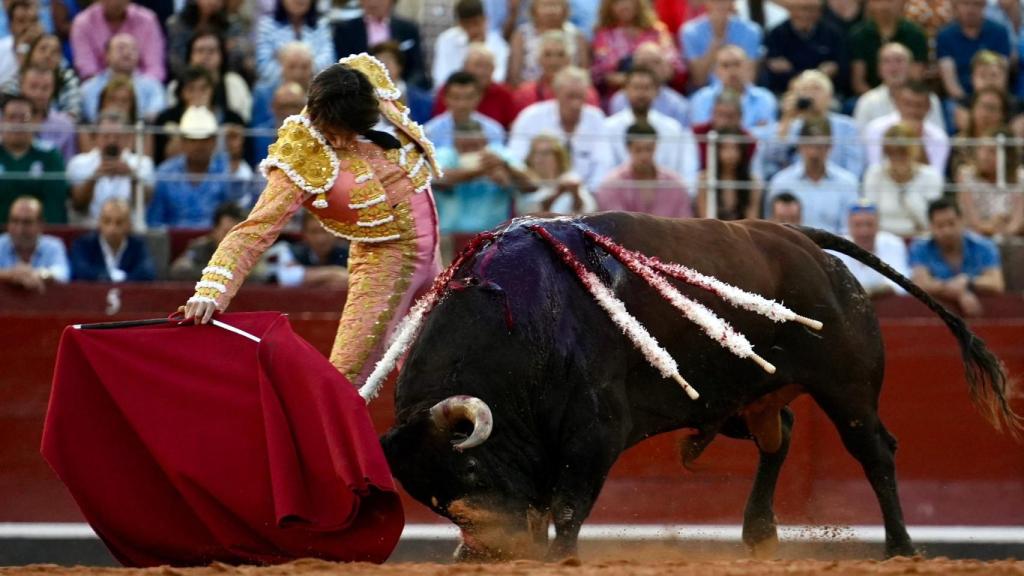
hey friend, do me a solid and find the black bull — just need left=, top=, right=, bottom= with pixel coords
left=381, top=213, right=1021, bottom=560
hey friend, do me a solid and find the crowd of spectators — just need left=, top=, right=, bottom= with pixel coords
left=0, top=0, right=1022, bottom=315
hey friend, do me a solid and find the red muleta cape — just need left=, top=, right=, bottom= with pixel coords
left=40, top=311, right=404, bottom=567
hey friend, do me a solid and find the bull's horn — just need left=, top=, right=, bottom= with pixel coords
left=429, top=395, right=493, bottom=451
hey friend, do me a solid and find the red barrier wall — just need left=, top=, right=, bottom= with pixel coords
left=1, top=285, right=1022, bottom=527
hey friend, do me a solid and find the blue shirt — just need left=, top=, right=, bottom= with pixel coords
left=754, top=113, right=864, bottom=181
left=424, top=111, right=507, bottom=150
left=681, top=15, right=763, bottom=65
left=936, top=19, right=1012, bottom=95
left=609, top=86, right=691, bottom=128
left=148, top=153, right=234, bottom=228
left=80, top=70, right=167, bottom=123
left=908, top=232, right=1001, bottom=280
left=434, top=145, right=515, bottom=234
left=689, top=82, right=778, bottom=129
left=0, top=233, right=70, bottom=282
left=766, top=161, right=860, bottom=234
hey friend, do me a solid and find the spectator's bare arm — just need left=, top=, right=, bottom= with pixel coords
left=939, top=58, right=966, bottom=101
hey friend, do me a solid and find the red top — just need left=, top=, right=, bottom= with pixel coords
left=432, top=81, right=518, bottom=128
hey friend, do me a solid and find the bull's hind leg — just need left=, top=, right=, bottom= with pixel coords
left=741, top=406, right=794, bottom=558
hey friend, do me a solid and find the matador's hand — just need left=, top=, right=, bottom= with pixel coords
left=182, top=299, right=218, bottom=324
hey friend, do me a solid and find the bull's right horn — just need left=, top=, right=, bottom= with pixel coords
left=430, top=395, right=493, bottom=451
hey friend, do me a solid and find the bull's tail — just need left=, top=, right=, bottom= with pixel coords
left=793, top=225, right=1023, bottom=439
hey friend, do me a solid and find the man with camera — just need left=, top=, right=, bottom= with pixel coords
left=66, top=109, right=154, bottom=225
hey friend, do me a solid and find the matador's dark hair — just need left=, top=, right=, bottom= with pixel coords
left=307, top=63, right=399, bottom=150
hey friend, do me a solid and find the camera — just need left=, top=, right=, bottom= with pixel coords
left=103, top=144, right=120, bottom=159
left=796, top=97, right=814, bottom=111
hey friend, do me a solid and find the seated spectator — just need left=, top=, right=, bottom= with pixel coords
left=766, top=116, right=859, bottom=234
left=910, top=198, right=1005, bottom=316
left=434, top=120, right=533, bottom=234
left=70, top=0, right=165, bottom=82
left=516, top=133, right=596, bottom=215
left=169, top=201, right=243, bottom=280
left=0, top=0, right=44, bottom=89
left=768, top=190, right=802, bottom=224
left=0, top=196, right=69, bottom=289
left=863, top=122, right=944, bottom=237
left=275, top=213, right=349, bottom=288
left=864, top=81, right=950, bottom=174
left=937, top=0, right=1011, bottom=104
left=250, top=41, right=313, bottom=130
left=425, top=71, right=505, bottom=149
left=70, top=198, right=155, bottom=282
left=147, top=106, right=236, bottom=228
left=20, top=65, right=76, bottom=160
left=763, top=0, right=845, bottom=94
left=849, top=0, right=927, bottom=95
left=602, top=66, right=696, bottom=189
left=507, top=0, right=589, bottom=87
left=224, top=123, right=257, bottom=208
left=250, top=81, right=306, bottom=166
left=67, top=109, right=154, bottom=225
left=509, top=66, right=609, bottom=190
left=952, top=51, right=1011, bottom=134
left=956, top=129, right=1024, bottom=237
left=680, top=0, right=762, bottom=89
left=756, top=70, right=862, bottom=180
left=512, top=29, right=600, bottom=116
left=79, top=33, right=166, bottom=123
left=949, top=86, right=1011, bottom=174
left=256, top=0, right=334, bottom=86
left=831, top=200, right=909, bottom=296
left=596, top=122, right=692, bottom=218
left=166, top=0, right=254, bottom=82
left=432, top=43, right=516, bottom=128
left=433, top=0, right=508, bottom=88
left=165, top=31, right=252, bottom=124
left=691, top=89, right=758, bottom=172
left=0, top=95, right=67, bottom=223
left=590, top=0, right=682, bottom=97
left=689, top=45, right=777, bottom=130
left=853, top=43, right=945, bottom=132
left=608, top=41, right=689, bottom=127
left=696, top=126, right=761, bottom=220
left=153, top=66, right=245, bottom=165
left=4, top=34, right=83, bottom=121
left=370, top=40, right=433, bottom=125
left=333, top=0, right=426, bottom=89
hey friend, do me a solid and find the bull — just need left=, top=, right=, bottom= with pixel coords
left=380, top=213, right=1020, bottom=561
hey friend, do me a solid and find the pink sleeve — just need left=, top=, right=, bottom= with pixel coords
left=70, top=17, right=101, bottom=80
left=590, top=28, right=619, bottom=85
left=137, top=14, right=167, bottom=82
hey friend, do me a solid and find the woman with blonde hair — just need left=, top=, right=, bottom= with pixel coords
left=507, top=0, right=589, bottom=87
left=863, top=122, right=944, bottom=236
left=517, top=133, right=596, bottom=214
left=590, top=0, right=682, bottom=96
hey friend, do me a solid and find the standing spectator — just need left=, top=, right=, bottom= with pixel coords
left=689, top=45, right=777, bottom=130
left=250, top=81, right=306, bottom=166
left=516, top=133, right=596, bottom=214
left=863, top=81, right=950, bottom=174
left=766, top=116, right=859, bottom=234
left=956, top=128, right=1024, bottom=237
left=910, top=198, right=1004, bottom=316
left=768, top=191, right=803, bottom=224
left=433, top=0, right=508, bottom=87
left=863, top=122, right=944, bottom=237
left=20, top=65, right=76, bottom=161
left=511, top=29, right=600, bottom=116
left=853, top=43, right=946, bottom=132
left=937, top=0, right=1012, bottom=104
left=67, top=109, right=154, bottom=224
left=0, top=0, right=44, bottom=89
left=432, top=43, right=517, bottom=128
left=70, top=198, right=155, bottom=282
left=333, top=0, right=427, bottom=89
left=680, top=0, right=762, bottom=89
left=849, top=0, right=928, bottom=95
left=249, top=41, right=313, bottom=129
left=831, top=200, right=910, bottom=296
left=166, top=0, right=254, bottom=81
left=153, top=67, right=246, bottom=164
left=608, top=41, right=689, bottom=127
left=370, top=40, right=434, bottom=125
left=79, top=33, right=166, bottom=123
left=509, top=66, right=609, bottom=190
left=425, top=71, right=505, bottom=149
left=70, top=0, right=166, bottom=82
left=0, top=95, right=67, bottom=223
left=506, top=0, right=589, bottom=87
left=4, top=34, right=83, bottom=121
left=168, top=201, right=243, bottom=280
left=147, top=106, right=235, bottom=228
left=696, top=126, right=761, bottom=220
left=256, top=0, right=334, bottom=86
left=166, top=31, right=252, bottom=123
left=596, top=122, right=692, bottom=218
left=763, top=0, right=845, bottom=95
left=0, top=196, right=69, bottom=289
left=601, top=66, right=695, bottom=189
left=590, top=0, right=683, bottom=97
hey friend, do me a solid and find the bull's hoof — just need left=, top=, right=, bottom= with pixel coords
left=747, top=531, right=779, bottom=559
left=884, top=542, right=918, bottom=559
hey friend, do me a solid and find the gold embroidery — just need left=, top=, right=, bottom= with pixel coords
left=262, top=116, right=338, bottom=194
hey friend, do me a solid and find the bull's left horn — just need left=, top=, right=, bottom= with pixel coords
left=430, top=395, right=493, bottom=451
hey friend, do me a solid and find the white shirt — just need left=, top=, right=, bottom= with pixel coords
left=863, top=112, right=950, bottom=175
left=515, top=172, right=597, bottom=215
left=66, top=149, right=156, bottom=224
left=767, top=161, right=860, bottom=234
left=432, top=26, right=509, bottom=87
left=508, top=100, right=609, bottom=190
left=852, top=85, right=945, bottom=133
left=830, top=231, right=909, bottom=295
left=0, top=37, right=16, bottom=88
left=601, top=108, right=698, bottom=193
left=862, top=162, right=944, bottom=237
left=99, top=236, right=128, bottom=282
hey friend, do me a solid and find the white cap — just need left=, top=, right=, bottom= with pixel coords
left=179, top=106, right=218, bottom=140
